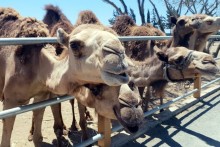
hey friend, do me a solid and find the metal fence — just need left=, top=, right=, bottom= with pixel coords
left=0, top=36, right=220, bottom=147
left=0, top=35, right=220, bottom=45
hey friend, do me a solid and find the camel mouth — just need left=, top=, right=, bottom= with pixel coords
left=113, top=106, right=140, bottom=134
left=195, top=67, right=219, bottom=76
left=101, top=71, right=129, bottom=86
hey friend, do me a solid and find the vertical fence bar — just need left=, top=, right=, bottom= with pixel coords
left=193, top=73, right=201, bottom=98
left=98, top=115, right=111, bottom=147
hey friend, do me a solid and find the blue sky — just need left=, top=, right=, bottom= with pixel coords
left=0, top=0, right=166, bottom=25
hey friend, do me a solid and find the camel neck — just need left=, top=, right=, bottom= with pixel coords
left=39, top=47, right=77, bottom=95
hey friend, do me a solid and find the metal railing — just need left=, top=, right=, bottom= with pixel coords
left=0, top=36, right=220, bottom=147
left=0, top=95, right=74, bottom=119
left=0, top=35, right=220, bottom=45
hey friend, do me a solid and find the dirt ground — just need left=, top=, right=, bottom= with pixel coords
left=0, top=42, right=220, bottom=147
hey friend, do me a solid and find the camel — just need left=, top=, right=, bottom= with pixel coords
left=0, top=7, right=130, bottom=147
left=128, top=45, right=219, bottom=111
left=33, top=83, right=143, bottom=146
left=27, top=6, right=143, bottom=146
left=111, top=15, right=167, bottom=61
left=188, top=14, right=220, bottom=52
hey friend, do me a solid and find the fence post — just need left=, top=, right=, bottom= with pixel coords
left=193, top=73, right=201, bottom=98
left=98, top=114, right=111, bottom=147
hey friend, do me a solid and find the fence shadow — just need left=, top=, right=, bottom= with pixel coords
left=119, top=94, right=220, bottom=147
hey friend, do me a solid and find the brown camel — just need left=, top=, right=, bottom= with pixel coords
left=0, top=7, right=129, bottom=147
left=128, top=45, right=219, bottom=111
left=27, top=6, right=143, bottom=146
left=188, top=14, right=220, bottom=52
left=50, top=83, right=143, bottom=146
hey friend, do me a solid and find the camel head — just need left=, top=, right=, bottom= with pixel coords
left=190, top=14, right=220, bottom=34
left=57, top=24, right=129, bottom=86
left=115, top=83, right=144, bottom=133
left=154, top=46, right=219, bottom=81
left=171, top=15, right=196, bottom=36
left=83, top=83, right=144, bottom=134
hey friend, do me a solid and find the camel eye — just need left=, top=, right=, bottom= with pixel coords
left=175, top=56, right=184, bottom=65
left=69, top=40, right=84, bottom=51
left=178, top=19, right=185, bottom=26
left=206, top=20, right=213, bottom=25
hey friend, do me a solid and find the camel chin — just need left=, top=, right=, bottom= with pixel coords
left=101, top=71, right=129, bottom=86
left=195, top=67, right=219, bottom=77
left=113, top=105, right=143, bottom=134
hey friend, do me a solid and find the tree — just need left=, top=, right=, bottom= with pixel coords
left=149, top=0, right=165, bottom=32
left=147, top=10, right=150, bottom=23
left=102, top=0, right=146, bottom=25
left=102, top=0, right=137, bottom=24
left=164, top=0, right=220, bottom=16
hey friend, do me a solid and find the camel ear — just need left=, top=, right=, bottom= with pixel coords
left=170, top=16, right=177, bottom=25
left=154, top=46, right=168, bottom=63
left=57, top=28, right=69, bottom=47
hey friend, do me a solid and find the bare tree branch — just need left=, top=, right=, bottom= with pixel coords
left=137, top=0, right=145, bottom=24
left=102, top=0, right=123, bottom=14
left=149, top=0, right=165, bottom=32
left=163, top=0, right=173, bottom=15
left=119, top=0, right=128, bottom=14
left=176, top=0, right=183, bottom=15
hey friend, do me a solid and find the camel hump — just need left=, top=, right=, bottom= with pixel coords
left=43, top=4, right=71, bottom=31
left=114, top=15, right=136, bottom=27
left=75, top=10, right=102, bottom=26
left=17, top=17, right=49, bottom=37
left=112, top=15, right=136, bottom=36
left=0, top=7, right=21, bottom=22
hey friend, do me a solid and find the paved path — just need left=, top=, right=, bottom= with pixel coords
left=123, top=90, right=220, bottom=147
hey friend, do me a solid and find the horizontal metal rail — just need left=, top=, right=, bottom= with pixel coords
left=0, top=37, right=57, bottom=45
left=0, top=95, right=74, bottom=119
left=0, top=35, right=220, bottom=45
left=76, top=76, right=220, bottom=147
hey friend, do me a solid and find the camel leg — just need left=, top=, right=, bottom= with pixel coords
left=138, top=87, right=145, bottom=98
left=28, top=115, right=35, bottom=141
left=85, top=107, right=93, bottom=122
left=156, top=86, right=165, bottom=112
left=51, top=102, right=69, bottom=147
left=69, top=99, right=79, bottom=131
left=142, top=86, right=151, bottom=112
left=32, top=93, right=50, bottom=147
left=78, top=101, right=88, bottom=141
left=0, top=100, right=20, bottom=147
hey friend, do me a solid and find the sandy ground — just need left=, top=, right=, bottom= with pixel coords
left=0, top=42, right=220, bottom=147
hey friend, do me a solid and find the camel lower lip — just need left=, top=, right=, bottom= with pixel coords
left=104, top=71, right=129, bottom=83
left=113, top=106, right=139, bottom=134
left=196, top=67, right=218, bottom=75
